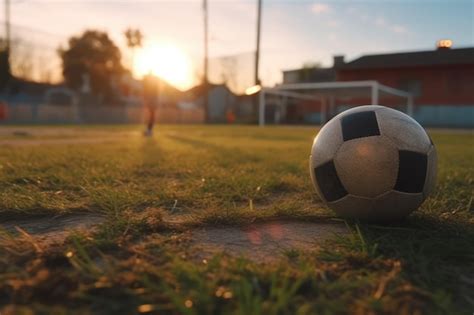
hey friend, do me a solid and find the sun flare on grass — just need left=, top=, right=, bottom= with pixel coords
left=134, top=43, right=193, bottom=90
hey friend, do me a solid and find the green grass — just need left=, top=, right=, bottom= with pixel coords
left=0, top=125, right=473, bottom=315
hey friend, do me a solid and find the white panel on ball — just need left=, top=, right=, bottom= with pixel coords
left=334, top=135, right=399, bottom=198
left=375, top=107, right=431, bottom=153
left=373, top=191, right=424, bottom=221
left=310, top=119, right=344, bottom=168
left=328, top=195, right=374, bottom=220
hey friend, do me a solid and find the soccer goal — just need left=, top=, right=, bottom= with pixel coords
left=258, top=80, right=414, bottom=126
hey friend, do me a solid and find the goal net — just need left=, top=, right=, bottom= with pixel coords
left=259, top=81, right=414, bottom=126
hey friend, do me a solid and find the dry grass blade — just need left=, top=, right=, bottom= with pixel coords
left=15, top=226, right=44, bottom=254
left=373, top=261, right=402, bottom=300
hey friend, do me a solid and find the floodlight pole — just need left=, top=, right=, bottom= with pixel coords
left=4, top=0, right=10, bottom=51
left=3, top=0, right=11, bottom=75
left=203, top=0, right=208, bottom=88
left=203, top=0, right=209, bottom=122
left=254, top=0, right=262, bottom=86
left=254, top=0, right=262, bottom=125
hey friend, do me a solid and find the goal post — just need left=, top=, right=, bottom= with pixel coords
left=259, top=80, right=413, bottom=126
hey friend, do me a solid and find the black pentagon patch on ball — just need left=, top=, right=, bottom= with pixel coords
left=394, top=150, right=428, bottom=193
left=314, top=160, right=348, bottom=202
left=341, top=111, right=380, bottom=141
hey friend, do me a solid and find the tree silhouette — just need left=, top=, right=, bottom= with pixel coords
left=59, top=30, right=124, bottom=102
left=10, top=39, right=34, bottom=81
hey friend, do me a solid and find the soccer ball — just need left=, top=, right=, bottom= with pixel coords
left=309, top=105, right=437, bottom=222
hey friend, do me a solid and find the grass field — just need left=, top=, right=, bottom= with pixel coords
left=0, top=125, right=473, bottom=315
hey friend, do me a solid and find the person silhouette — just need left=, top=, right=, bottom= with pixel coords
left=143, top=73, right=159, bottom=137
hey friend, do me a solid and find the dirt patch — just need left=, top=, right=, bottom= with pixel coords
left=192, top=220, right=349, bottom=262
left=0, top=213, right=106, bottom=244
left=0, top=137, right=127, bottom=146
left=0, top=212, right=349, bottom=261
left=0, top=127, right=140, bottom=146
left=0, top=127, right=138, bottom=137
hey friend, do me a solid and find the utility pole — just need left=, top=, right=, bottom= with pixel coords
left=255, top=0, right=262, bottom=86
left=1, top=0, right=11, bottom=87
left=5, top=0, right=10, bottom=50
left=253, top=0, right=262, bottom=124
left=203, top=0, right=209, bottom=122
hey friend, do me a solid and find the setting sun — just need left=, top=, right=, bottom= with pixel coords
left=134, top=43, right=194, bottom=90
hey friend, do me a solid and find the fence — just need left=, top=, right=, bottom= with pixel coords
left=0, top=102, right=204, bottom=125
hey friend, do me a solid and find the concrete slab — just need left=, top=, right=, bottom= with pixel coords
left=192, top=220, right=349, bottom=262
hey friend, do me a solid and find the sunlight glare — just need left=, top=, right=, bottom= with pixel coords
left=134, top=43, right=193, bottom=90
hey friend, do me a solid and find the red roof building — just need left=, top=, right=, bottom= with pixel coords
left=282, top=46, right=474, bottom=127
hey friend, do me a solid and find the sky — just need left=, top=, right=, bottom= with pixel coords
left=3, top=0, right=474, bottom=91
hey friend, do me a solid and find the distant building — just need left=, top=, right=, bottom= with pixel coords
left=0, top=76, right=205, bottom=124
left=282, top=46, right=474, bottom=127
left=185, top=84, right=237, bottom=123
